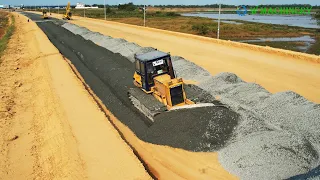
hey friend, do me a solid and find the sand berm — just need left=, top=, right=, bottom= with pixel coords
left=0, top=13, right=151, bottom=179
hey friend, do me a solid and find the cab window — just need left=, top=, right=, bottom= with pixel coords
left=146, top=58, right=169, bottom=76
left=135, top=60, right=140, bottom=73
left=140, top=62, right=145, bottom=75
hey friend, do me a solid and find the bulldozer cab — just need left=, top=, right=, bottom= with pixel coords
left=134, top=51, right=175, bottom=92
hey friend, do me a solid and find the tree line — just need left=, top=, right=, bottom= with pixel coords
left=315, top=10, right=320, bottom=25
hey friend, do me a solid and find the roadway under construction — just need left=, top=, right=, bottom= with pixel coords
left=2, top=11, right=320, bottom=179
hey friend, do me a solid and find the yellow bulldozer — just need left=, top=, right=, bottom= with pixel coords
left=42, top=9, right=49, bottom=19
left=63, top=2, right=72, bottom=20
left=129, top=50, right=194, bottom=122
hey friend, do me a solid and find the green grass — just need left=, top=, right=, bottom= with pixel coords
left=0, top=15, right=15, bottom=60
left=247, top=41, right=307, bottom=52
left=246, top=34, right=320, bottom=55
left=307, top=35, right=320, bottom=55
left=314, top=10, right=320, bottom=25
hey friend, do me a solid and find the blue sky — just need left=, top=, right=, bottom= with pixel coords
left=2, top=0, right=320, bottom=6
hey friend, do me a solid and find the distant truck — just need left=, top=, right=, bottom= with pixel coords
left=2, top=5, right=10, bottom=9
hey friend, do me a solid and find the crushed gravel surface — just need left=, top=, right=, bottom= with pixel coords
left=34, top=20, right=239, bottom=152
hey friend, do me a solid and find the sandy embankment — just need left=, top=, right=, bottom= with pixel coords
left=0, top=13, right=150, bottom=179
left=44, top=13, right=320, bottom=103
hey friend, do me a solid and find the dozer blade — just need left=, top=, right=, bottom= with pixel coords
left=170, top=103, right=216, bottom=111
left=128, top=88, right=166, bottom=123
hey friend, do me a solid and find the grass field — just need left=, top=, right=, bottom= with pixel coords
left=307, top=36, right=320, bottom=55
left=108, top=16, right=312, bottom=39
left=0, top=12, right=15, bottom=59
left=249, top=41, right=308, bottom=52
left=0, top=12, right=8, bottom=39
left=45, top=9, right=312, bottom=38
left=37, top=8, right=320, bottom=55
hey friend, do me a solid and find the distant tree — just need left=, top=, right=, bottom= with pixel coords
left=106, top=7, right=112, bottom=13
left=192, top=24, right=210, bottom=35
left=118, top=2, right=136, bottom=11
left=165, top=12, right=181, bottom=17
left=92, top=4, right=109, bottom=8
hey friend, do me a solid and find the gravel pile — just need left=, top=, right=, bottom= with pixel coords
left=172, top=56, right=212, bottom=83
left=62, top=23, right=155, bottom=63
left=61, top=22, right=320, bottom=179
left=219, top=131, right=318, bottom=180
left=199, top=73, right=320, bottom=179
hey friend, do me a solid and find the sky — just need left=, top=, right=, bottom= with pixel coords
left=1, top=0, right=319, bottom=6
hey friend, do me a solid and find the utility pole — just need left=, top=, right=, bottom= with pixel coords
left=84, top=8, right=86, bottom=17
left=217, top=2, right=221, bottom=39
left=58, top=4, right=59, bottom=14
left=104, top=0, right=106, bottom=20
left=143, top=4, right=146, bottom=27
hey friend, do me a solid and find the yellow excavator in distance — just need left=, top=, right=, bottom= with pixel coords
left=63, top=2, right=72, bottom=20
left=129, top=50, right=194, bottom=122
left=42, top=9, right=49, bottom=19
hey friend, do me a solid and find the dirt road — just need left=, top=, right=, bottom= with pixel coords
left=0, top=13, right=151, bottom=179
left=59, top=15, right=320, bottom=103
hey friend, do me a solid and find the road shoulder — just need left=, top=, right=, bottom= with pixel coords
left=0, top=12, right=150, bottom=179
